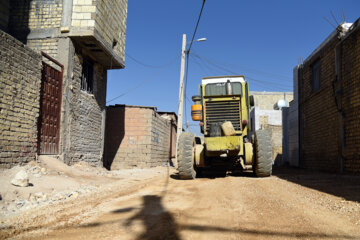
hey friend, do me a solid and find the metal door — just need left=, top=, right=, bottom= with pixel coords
left=38, top=52, right=63, bottom=154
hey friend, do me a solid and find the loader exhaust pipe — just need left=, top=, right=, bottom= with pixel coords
left=226, top=80, right=232, bottom=95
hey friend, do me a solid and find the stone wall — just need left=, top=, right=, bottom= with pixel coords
left=66, top=49, right=107, bottom=166
left=0, top=30, right=42, bottom=168
left=104, top=105, right=172, bottom=170
left=298, top=21, right=360, bottom=173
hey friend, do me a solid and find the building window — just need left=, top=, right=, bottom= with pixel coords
left=81, top=58, right=94, bottom=93
left=312, top=59, right=321, bottom=92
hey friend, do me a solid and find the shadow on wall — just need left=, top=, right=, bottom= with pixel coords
left=103, top=106, right=125, bottom=170
left=273, top=166, right=360, bottom=204
left=8, top=0, right=31, bottom=43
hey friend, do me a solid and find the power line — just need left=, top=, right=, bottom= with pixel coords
left=106, top=59, right=177, bottom=104
left=190, top=52, right=293, bottom=90
left=184, top=0, right=207, bottom=131
left=187, top=0, right=206, bottom=55
left=125, top=52, right=179, bottom=68
left=191, top=51, right=292, bottom=82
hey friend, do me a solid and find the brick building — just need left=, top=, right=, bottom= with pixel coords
left=0, top=0, right=128, bottom=167
left=298, top=19, right=360, bottom=173
left=104, top=105, right=177, bottom=170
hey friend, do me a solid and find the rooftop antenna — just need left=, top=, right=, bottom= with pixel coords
left=342, top=9, right=346, bottom=23
left=323, top=16, right=337, bottom=30
left=330, top=10, right=340, bottom=26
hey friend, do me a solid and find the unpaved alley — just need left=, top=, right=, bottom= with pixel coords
left=1, top=168, right=360, bottom=240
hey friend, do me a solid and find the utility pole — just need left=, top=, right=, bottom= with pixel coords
left=175, top=34, right=187, bottom=166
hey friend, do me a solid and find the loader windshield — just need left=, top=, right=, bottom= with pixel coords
left=205, top=82, right=242, bottom=96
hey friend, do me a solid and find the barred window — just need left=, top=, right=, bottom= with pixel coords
left=81, top=59, right=94, bottom=93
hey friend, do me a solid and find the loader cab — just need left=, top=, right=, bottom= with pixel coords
left=191, top=75, right=252, bottom=137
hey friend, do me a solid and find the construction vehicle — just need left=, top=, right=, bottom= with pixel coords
left=177, top=75, right=272, bottom=179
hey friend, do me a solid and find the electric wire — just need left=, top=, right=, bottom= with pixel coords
left=191, top=54, right=292, bottom=90
left=183, top=0, right=206, bottom=131
left=106, top=55, right=178, bottom=104
left=190, top=52, right=293, bottom=90
left=191, top=52, right=293, bottom=84
left=187, top=0, right=206, bottom=55
left=125, top=52, right=179, bottom=68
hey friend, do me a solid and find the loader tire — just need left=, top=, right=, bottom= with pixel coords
left=253, top=130, right=272, bottom=177
left=177, top=132, right=196, bottom=180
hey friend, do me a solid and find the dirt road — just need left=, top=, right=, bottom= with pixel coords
left=1, top=167, right=360, bottom=240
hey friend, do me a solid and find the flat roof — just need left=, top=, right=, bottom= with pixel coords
left=107, top=104, right=157, bottom=110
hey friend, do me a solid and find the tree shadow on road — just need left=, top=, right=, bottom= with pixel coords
left=273, top=166, right=360, bottom=203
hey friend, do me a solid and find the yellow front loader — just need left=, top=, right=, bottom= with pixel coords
left=177, top=75, right=272, bottom=179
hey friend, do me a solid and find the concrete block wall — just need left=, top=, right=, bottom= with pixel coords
left=104, top=106, right=153, bottom=169
left=0, top=30, right=42, bottom=168
left=262, top=124, right=283, bottom=163
left=104, top=105, right=172, bottom=170
left=150, top=113, right=171, bottom=167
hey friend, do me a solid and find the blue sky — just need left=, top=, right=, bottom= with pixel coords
left=107, top=0, right=359, bottom=131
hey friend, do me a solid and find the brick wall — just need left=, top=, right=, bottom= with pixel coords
left=94, top=0, right=127, bottom=61
left=0, top=30, right=42, bottom=168
left=8, top=0, right=63, bottom=42
left=299, top=21, right=360, bottom=173
left=104, top=105, right=172, bottom=170
left=340, top=24, right=360, bottom=173
left=71, top=0, right=128, bottom=62
left=299, top=33, right=339, bottom=172
left=27, top=38, right=59, bottom=59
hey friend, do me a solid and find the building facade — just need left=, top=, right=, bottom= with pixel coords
left=249, top=91, right=293, bottom=163
left=0, top=0, right=128, bottom=167
left=298, top=19, right=360, bottom=173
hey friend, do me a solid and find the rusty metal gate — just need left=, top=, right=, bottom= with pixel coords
left=38, top=52, right=63, bottom=154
